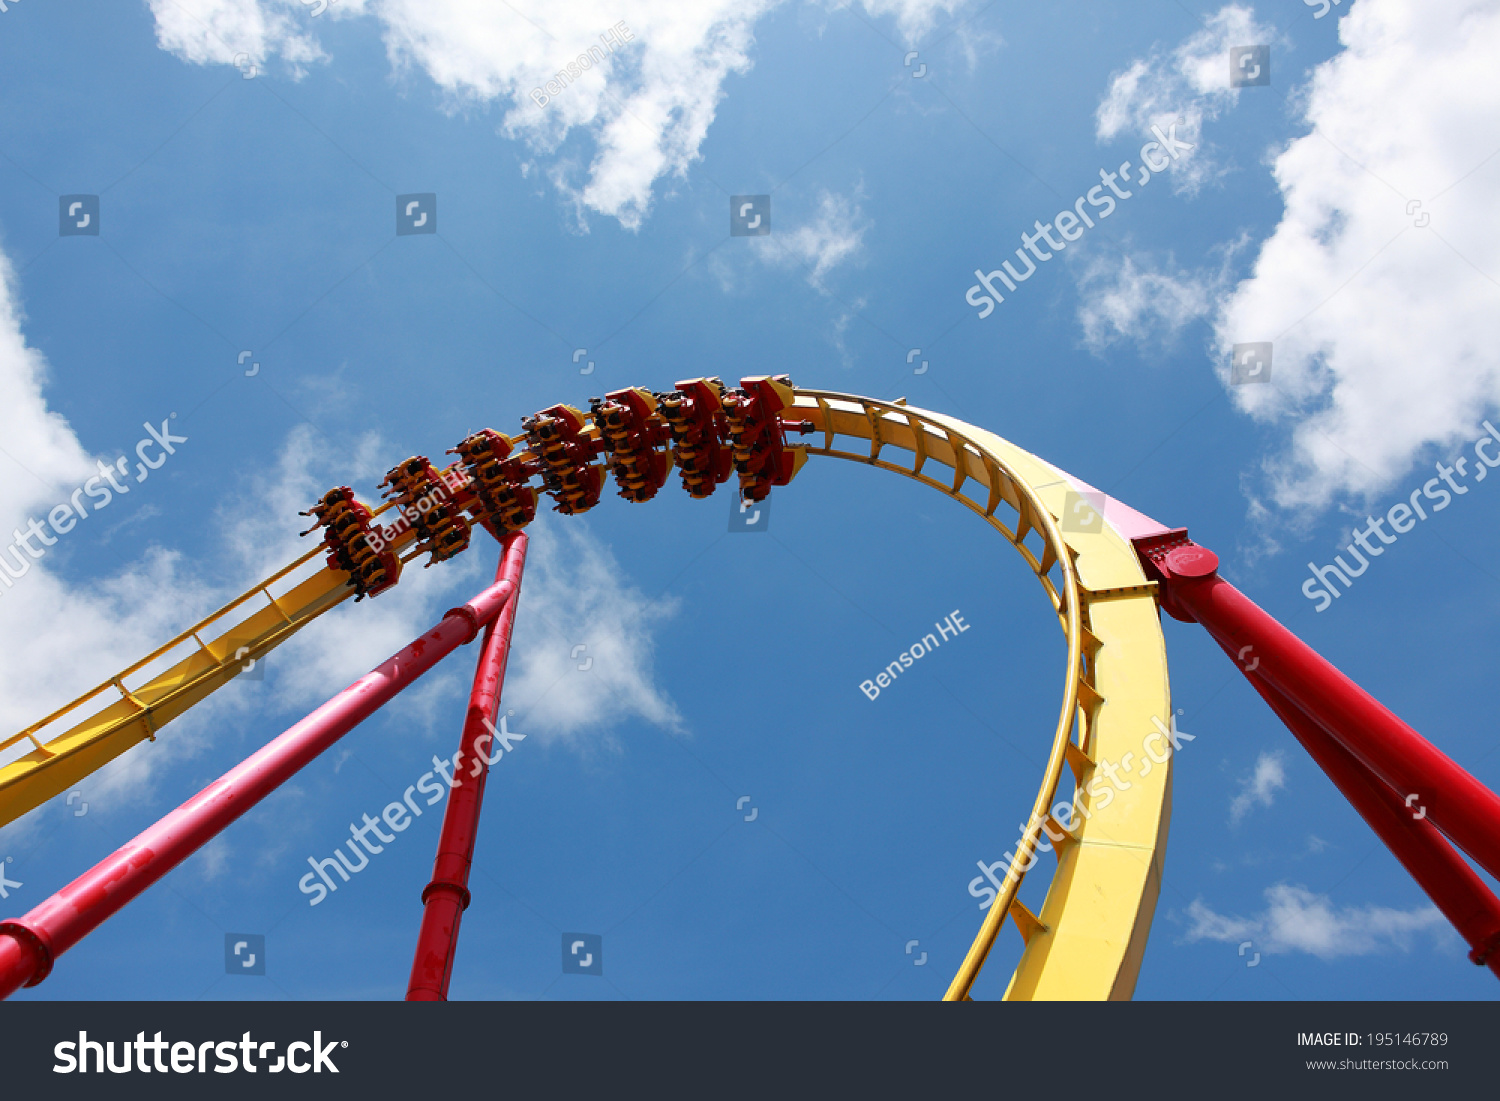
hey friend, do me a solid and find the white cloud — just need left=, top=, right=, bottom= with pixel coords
left=1214, top=0, right=1500, bottom=512
left=758, top=187, right=870, bottom=290
left=828, top=295, right=869, bottom=368
left=1095, top=4, right=1281, bottom=195
left=1074, top=233, right=1249, bottom=353
left=1228, top=749, right=1286, bottom=823
left=147, top=0, right=327, bottom=74
left=147, top=0, right=972, bottom=229
left=850, top=0, right=971, bottom=41
left=190, top=834, right=233, bottom=881
left=0, top=256, right=104, bottom=538
left=1184, top=883, right=1449, bottom=958
left=503, top=517, right=682, bottom=748
left=707, top=187, right=871, bottom=361
left=1077, top=256, right=1212, bottom=352
left=0, top=255, right=231, bottom=838
left=0, top=249, right=218, bottom=754
left=150, top=0, right=776, bottom=227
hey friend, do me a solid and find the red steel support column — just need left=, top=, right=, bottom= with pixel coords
left=407, top=533, right=527, bottom=1001
left=1139, top=535, right=1500, bottom=887
left=1207, top=634, right=1500, bottom=974
left=0, top=572, right=519, bottom=1000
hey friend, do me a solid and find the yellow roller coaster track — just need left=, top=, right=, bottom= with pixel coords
left=0, top=387, right=1172, bottom=1000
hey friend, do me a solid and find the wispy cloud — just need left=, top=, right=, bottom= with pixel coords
left=1184, top=883, right=1449, bottom=958
left=1229, top=749, right=1287, bottom=824
left=503, top=517, right=683, bottom=749
left=148, top=0, right=328, bottom=76
left=1074, top=233, right=1249, bottom=354
left=758, top=187, right=871, bottom=291
left=1094, top=4, right=1280, bottom=196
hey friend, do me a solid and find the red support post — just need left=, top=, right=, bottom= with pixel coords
left=0, top=571, right=520, bottom=1001
left=406, top=533, right=527, bottom=1001
left=1208, top=635, right=1500, bottom=974
left=1136, top=531, right=1500, bottom=974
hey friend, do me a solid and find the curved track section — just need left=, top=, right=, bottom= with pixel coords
left=0, top=383, right=1172, bottom=1000
left=791, top=391, right=1171, bottom=999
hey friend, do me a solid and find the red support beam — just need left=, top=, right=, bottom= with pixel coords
left=1136, top=531, right=1500, bottom=974
left=0, top=571, right=520, bottom=1001
left=407, top=533, right=528, bottom=1001
left=1209, top=634, right=1500, bottom=974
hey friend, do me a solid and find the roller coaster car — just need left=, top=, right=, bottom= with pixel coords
left=656, top=377, right=734, bottom=499
left=298, top=485, right=360, bottom=537
left=299, top=486, right=401, bottom=601
left=523, top=404, right=605, bottom=516
left=590, top=387, right=673, bottom=504
left=723, top=374, right=809, bottom=503
left=379, top=456, right=473, bottom=567
left=451, top=428, right=514, bottom=467
left=450, top=429, right=539, bottom=535
left=541, top=463, right=605, bottom=516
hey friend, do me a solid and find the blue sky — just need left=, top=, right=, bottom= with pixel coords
left=0, top=0, right=1497, bottom=1001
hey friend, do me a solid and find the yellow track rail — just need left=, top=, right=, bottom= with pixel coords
left=0, top=388, right=1172, bottom=1000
